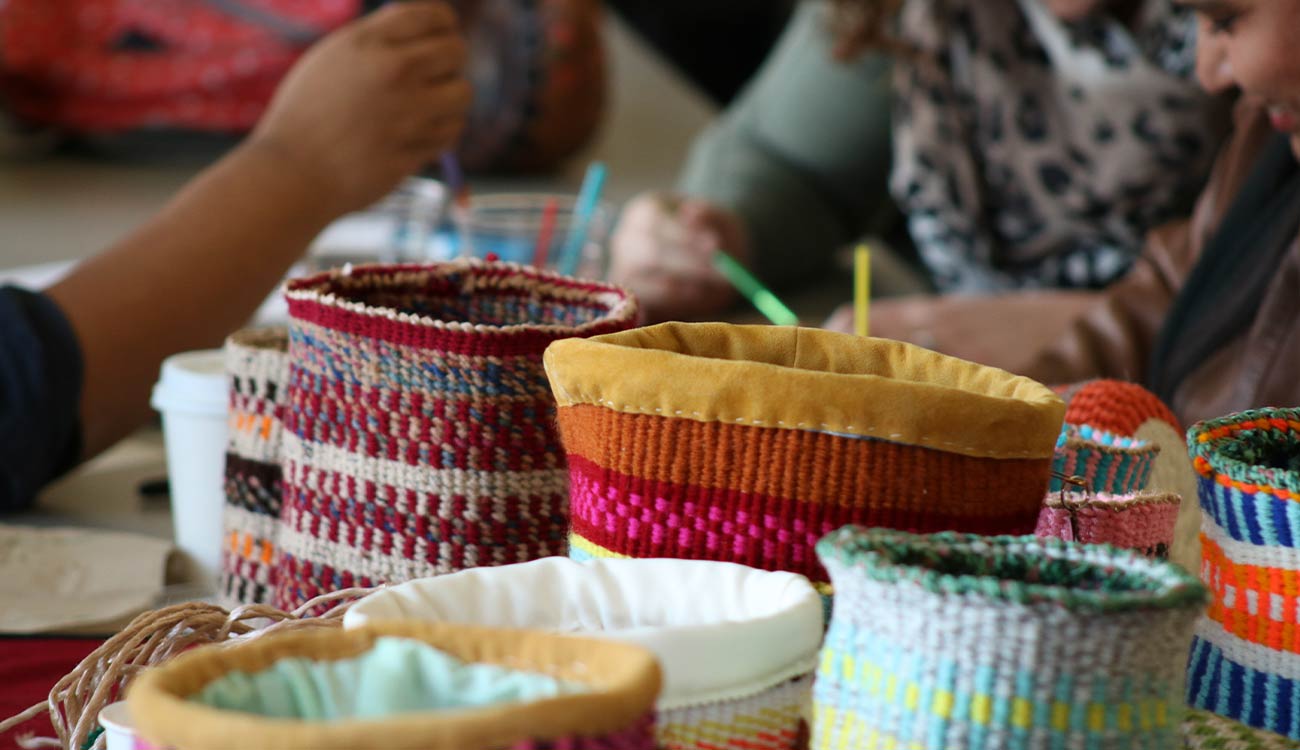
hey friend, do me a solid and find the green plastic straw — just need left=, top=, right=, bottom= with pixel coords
left=711, top=251, right=799, bottom=326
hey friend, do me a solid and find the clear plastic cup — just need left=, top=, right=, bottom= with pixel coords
left=309, top=177, right=448, bottom=269
left=435, top=193, right=615, bottom=280
left=149, top=350, right=228, bottom=590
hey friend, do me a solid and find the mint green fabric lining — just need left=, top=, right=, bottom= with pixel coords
left=191, top=637, right=588, bottom=720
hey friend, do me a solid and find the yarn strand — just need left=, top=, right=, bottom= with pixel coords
left=0, top=587, right=377, bottom=750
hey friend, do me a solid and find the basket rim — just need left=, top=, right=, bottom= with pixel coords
left=817, top=527, right=1206, bottom=612
left=1189, top=408, right=1300, bottom=495
left=127, top=622, right=661, bottom=750
left=283, top=259, right=637, bottom=337
left=545, top=322, right=1065, bottom=460
left=1042, top=490, right=1182, bottom=510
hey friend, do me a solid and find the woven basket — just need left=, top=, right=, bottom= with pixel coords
left=1049, top=425, right=1159, bottom=494
left=814, top=527, right=1206, bottom=750
left=1185, top=408, right=1300, bottom=740
left=272, top=261, right=637, bottom=611
left=1035, top=490, right=1181, bottom=557
left=126, top=621, right=661, bottom=750
left=342, top=557, right=824, bottom=750
left=1052, top=380, right=1201, bottom=572
left=543, top=323, right=1065, bottom=595
left=219, top=327, right=290, bottom=608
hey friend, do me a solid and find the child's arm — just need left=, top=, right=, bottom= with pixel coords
left=45, top=1, right=470, bottom=460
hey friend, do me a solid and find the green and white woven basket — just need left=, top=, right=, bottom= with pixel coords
left=814, top=527, right=1208, bottom=750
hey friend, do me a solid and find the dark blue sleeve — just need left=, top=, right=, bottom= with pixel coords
left=0, top=287, right=83, bottom=512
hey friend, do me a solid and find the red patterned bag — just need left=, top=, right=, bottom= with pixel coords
left=0, top=0, right=604, bottom=171
left=0, top=0, right=357, bottom=135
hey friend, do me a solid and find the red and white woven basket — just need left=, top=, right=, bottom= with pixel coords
left=271, top=261, right=637, bottom=611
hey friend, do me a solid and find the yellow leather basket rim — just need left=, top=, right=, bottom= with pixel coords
left=543, top=323, right=1064, bottom=460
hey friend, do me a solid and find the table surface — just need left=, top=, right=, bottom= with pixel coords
left=4, top=16, right=717, bottom=542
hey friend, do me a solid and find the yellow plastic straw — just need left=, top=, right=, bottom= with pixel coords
left=711, top=251, right=799, bottom=326
left=855, top=243, right=871, bottom=337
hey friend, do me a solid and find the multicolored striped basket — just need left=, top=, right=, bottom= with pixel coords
left=1048, top=424, right=1159, bottom=494
left=1035, top=490, right=1181, bottom=557
left=1185, top=408, right=1300, bottom=741
left=1052, top=380, right=1201, bottom=572
left=272, top=260, right=637, bottom=611
left=219, top=327, right=289, bottom=607
left=814, top=527, right=1207, bottom=750
left=341, top=557, right=824, bottom=750
left=543, top=323, right=1066, bottom=596
left=126, top=621, right=662, bottom=750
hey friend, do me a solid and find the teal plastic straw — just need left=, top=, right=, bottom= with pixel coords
left=711, top=251, right=800, bottom=326
left=558, top=162, right=607, bottom=277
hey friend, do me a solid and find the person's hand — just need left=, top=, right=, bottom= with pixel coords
left=610, top=192, right=749, bottom=322
left=823, top=297, right=939, bottom=349
left=246, top=1, right=471, bottom=215
left=823, top=291, right=1102, bottom=373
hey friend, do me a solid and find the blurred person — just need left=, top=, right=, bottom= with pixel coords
left=611, top=0, right=1227, bottom=322
left=0, top=1, right=471, bottom=510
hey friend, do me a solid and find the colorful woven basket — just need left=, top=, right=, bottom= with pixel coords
left=1035, top=490, right=1181, bottom=557
left=1053, top=380, right=1201, bottom=571
left=342, top=557, right=824, bottom=750
left=814, top=527, right=1206, bottom=750
left=220, top=327, right=289, bottom=608
left=1049, top=425, right=1159, bottom=494
left=126, top=621, right=662, bottom=750
left=1185, top=408, right=1300, bottom=741
left=272, top=261, right=637, bottom=611
left=543, top=323, right=1066, bottom=595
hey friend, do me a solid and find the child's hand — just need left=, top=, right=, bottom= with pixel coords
left=247, top=1, right=471, bottom=215
left=610, top=192, right=748, bottom=322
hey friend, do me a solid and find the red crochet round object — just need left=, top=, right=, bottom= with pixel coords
left=1054, top=379, right=1181, bottom=436
left=0, top=0, right=357, bottom=133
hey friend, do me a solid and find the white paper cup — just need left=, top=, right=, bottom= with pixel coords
left=150, top=350, right=228, bottom=589
left=98, top=701, right=135, bottom=750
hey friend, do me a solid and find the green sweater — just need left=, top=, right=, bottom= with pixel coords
left=677, top=2, right=896, bottom=290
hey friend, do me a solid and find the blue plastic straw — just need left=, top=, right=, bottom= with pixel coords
left=558, top=161, right=607, bottom=277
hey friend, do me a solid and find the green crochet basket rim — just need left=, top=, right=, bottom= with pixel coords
left=1182, top=707, right=1298, bottom=748
left=1188, top=407, right=1300, bottom=494
left=817, top=527, right=1206, bottom=613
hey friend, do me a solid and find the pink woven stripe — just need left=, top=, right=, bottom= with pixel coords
left=1035, top=502, right=1179, bottom=553
left=568, top=456, right=1031, bottom=581
left=568, top=466, right=835, bottom=571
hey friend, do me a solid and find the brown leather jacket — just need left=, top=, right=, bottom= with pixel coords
left=1022, top=100, right=1300, bottom=426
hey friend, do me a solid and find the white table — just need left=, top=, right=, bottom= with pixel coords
left=3, top=16, right=717, bottom=541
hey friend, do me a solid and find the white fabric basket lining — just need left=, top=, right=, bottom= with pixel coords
left=342, top=557, right=823, bottom=709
